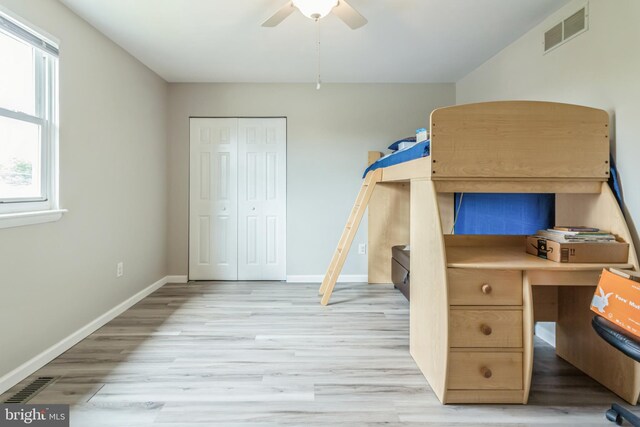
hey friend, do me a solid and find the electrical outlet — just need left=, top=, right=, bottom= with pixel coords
left=358, top=243, right=367, bottom=255
left=116, top=262, right=124, bottom=278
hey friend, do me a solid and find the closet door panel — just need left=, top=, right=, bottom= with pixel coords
left=189, top=118, right=238, bottom=280
left=238, top=118, right=286, bottom=280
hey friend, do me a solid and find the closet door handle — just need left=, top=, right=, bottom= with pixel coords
left=251, top=207, right=256, bottom=211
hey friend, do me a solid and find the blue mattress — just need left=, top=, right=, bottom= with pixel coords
left=363, top=141, right=430, bottom=178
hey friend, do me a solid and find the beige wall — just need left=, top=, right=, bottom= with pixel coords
left=0, top=0, right=168, bottom=380
left=457, top=0, right=640, bottom=247
left=168, top=83, right=454, bottom=277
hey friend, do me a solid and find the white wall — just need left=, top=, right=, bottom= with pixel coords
left=168, top=83, right=455, bottom=278
left=457, top=0, right=640, bottom=247
left=0, top=0, right=168, bottom=381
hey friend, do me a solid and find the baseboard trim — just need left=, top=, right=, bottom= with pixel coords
left=0, top=275, right=171, bottom=395
left=166, top=275, right=188, bottom=283
left=286, top=274, right=368, bottom=283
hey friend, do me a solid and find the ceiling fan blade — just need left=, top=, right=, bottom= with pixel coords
left=332, top=0, right=367, bottom=29
left=262, top=2, right=296, bottom=27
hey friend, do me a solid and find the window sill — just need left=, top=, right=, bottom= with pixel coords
left=0, top=209, right=67, bottom=230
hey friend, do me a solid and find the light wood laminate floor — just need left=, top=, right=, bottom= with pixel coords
left=1, top=281, right=630, bottom=426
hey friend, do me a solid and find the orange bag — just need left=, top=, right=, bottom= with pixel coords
left=591, top=269, right=640, bottom=339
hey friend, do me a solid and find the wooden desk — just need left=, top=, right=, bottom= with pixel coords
left=409, top=180, right=640, bottom=405
left=349, top=102, right=639, bottom=403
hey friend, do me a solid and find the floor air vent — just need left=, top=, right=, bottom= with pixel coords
left=544, top=4, right=588, bottom=53
left=3, top=376, right=59, bottom=403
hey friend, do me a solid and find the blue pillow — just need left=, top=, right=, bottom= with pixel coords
left=388, top=136, right=416, bottom=151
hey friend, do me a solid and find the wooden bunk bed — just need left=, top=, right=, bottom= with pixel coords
left=319, top=101, right=640, bottom=405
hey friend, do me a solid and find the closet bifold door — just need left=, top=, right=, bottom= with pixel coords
left=237, top=118, right=287, bottom=281
left=189, top=118, right=239, bottom=280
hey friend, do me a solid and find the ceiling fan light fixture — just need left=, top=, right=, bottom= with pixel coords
left=292, top=0, right=338, bottom=20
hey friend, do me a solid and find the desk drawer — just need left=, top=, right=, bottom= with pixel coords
left=448, top=351, right=523, bottom=390
left=449, top=309, right=523, bottom=348
left=448, top=269, right=522, bottom=306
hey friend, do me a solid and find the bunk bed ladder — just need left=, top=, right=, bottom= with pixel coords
left=319, top=168, right=382, bottom=305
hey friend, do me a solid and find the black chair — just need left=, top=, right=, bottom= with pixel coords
left=592, top=316, right=640, bottom=426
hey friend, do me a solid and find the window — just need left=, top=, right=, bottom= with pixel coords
left=0, top=10, right=62, bottom=227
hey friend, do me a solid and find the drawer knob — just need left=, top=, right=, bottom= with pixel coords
left=481, top=283, right=492, bottom=294
left=480, top=367, right=493, bottom=378
left=480, top=324, right=492, bottom=335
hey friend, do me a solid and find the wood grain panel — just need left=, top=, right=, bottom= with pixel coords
left=449, top=309, right=523, bottom=348
left=434, top=180, right=602, bottom=194
left=522, top=273, right=534, bottom=404
left=555, top=183, right=640, bottom=404
left=409, top=179, right=449, bottom=402
left=380, top=156, right=432, bottom=182
left=368, top=183, right=409, bottom=283
left=557, top=286, right=640, bottom=404
left=438, top=193, right=455, bottom=235
left=448, top=269, right=522, bottom=306
left=430, top=101, right=609, bottom=180
left=556, top=183, right=640, bottom=268
left=447, top=352, right=523, bottom=390
left=445, top=389, right=524, bottom=404
left=528, top=270, right=602, bottom=287
left=367, top=151, right=383, bottom=166
left=446, top=245, right=633, bottom=271
left=531, top=286, right=558, bottom=322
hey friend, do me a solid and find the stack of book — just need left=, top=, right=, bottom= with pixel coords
left=535, top=226, right=618, bottom=243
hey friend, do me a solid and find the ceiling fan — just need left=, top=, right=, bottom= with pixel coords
left=262, top=0, right=368, bottom=29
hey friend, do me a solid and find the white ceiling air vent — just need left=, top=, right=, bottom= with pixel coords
left=544, top=4, right=588, bottom=53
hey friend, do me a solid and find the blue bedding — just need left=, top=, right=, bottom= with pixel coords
left=363, top=140, right=430, bottom=178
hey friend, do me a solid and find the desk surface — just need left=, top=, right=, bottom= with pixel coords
left=446, top=245, right=633, bottom=271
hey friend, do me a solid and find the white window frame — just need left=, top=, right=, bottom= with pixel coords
left=0, top=7, right=64, bottom=228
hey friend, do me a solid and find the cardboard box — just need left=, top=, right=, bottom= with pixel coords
left=591, top=269, right=640, bottom=339
left=526, top=236, right=629, bottom=263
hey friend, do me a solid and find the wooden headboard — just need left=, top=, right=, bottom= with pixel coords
left=429, top=101, right=610, bottom=180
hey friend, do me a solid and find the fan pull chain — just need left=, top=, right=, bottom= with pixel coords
left=316, top=18, right=321, bottom=90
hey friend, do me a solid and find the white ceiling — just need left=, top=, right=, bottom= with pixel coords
left=59, top=0, right=569, bottom=83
